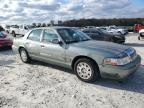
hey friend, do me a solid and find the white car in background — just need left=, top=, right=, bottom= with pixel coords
left=100, top=26, right=128, bottom=35
left=9, top=25, right=29, bottom=37
left=109, top=26, right=128, bottom=35
left=138, top=29, right=144, bottom=40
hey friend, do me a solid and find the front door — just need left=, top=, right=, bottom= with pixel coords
left=40, top=29, right=66, bottom=65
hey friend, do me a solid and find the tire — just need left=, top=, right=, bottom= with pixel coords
left=12, top=31, right=16, bottom=37
left=74, top=58, right=100, bottom=82
left=118, top=31, right=122, bottom=35
left=138, top=36, right=140, bottom=40
left=19, top=48, right=31, bottom=63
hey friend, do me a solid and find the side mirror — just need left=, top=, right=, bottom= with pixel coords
left=51, top=39, right=62, bottom=44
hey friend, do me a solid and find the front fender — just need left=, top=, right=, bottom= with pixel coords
left=66, top=47, right=105, bottom=67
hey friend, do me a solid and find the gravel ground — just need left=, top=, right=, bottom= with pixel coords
left=0, top=33, right=144, bottom=108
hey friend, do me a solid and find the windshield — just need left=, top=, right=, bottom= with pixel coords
left=57, top=28, right=91, bottom=44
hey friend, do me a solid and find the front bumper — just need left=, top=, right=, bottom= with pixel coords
left=99, top=55, right=141, bottom=80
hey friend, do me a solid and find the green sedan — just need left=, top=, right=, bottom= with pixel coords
left=12, top=27, right=141, bottom=82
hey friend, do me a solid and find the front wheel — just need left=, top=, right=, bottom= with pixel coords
left=74, top=58, right=100, bottom=82
left=19, top=48, right=31, bottom=63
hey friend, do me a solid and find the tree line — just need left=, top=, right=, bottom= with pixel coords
left=60, top=18, right=144, bottom=27
left=3, top=18, right=144, bottom=31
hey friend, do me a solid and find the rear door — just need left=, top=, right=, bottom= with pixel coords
left=24, top=29, right=43, bottom=58
left=90, top=30, right=103, bottom=40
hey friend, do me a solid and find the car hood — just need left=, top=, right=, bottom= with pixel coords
left=71, top=40, right=130, bottom=55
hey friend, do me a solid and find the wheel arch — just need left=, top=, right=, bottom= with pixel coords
left=11, top=30, right=15, bottom=33
left=71, top=55, right=99, bottom=71
left=18, top=46, right=26, bottom=53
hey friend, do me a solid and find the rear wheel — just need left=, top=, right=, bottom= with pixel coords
left=19, top=48, right=31, bottom=63
left=138, top=36, right=140, bottom=40
left=74, top=58, right=100, bottom=82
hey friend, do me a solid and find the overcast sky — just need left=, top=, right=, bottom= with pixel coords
left=0, top=0, right=144, bottom=24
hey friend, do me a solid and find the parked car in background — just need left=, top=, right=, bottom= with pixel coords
left=0, top=26, right=4, bottom=31
left=100, top=26, right=128, bottom=35
left=138, top=29, right=144, bottom=40
left=127, top=26, right=134, bottom=32
left=134, top=24, right=144, bottom=33
left=4, top=25, right=10, bottom=33
left=82, top=28, right=125, bottom=44
left=0, top=32, right=13, bottom=48
left=9, top=25, right=29, bottom=37
left=115, top=26, right=129, bottom=35
left=82, top=28, right=112, bottom=42
left=12, top=27, right=141, bottom=82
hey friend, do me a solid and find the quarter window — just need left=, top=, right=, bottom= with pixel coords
left=27, top=29, right=42, bottom=41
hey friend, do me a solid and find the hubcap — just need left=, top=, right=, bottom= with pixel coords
left=77, top=62, right=92, bottom=80
left=21, top=50, right=27, bottom=62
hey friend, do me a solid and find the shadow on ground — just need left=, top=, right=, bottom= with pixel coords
left=30, top=60, right=74, bottom=74
left=0, top=60, right=15, bottom=66
left=92, top=65, right=144, bottom=94
left=30, top=60, right=144, bottom=94
left=0, top=48, right=15, bottom=56
left=125, top=43, right=144, bottom=47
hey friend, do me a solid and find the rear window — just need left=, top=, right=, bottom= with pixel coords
left=27, top=29, right=42, bottom=42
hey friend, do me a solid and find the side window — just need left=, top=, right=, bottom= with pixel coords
left=42, top=29, right=58, bottom=43
left=83, top=30, right=90, bottom=33
left=91, top=30, right=100, bottom=35
left=27, top=29, right=42, bottom=42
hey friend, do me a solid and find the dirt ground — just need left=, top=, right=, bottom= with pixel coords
left=0, top=33, right=144, bottom=108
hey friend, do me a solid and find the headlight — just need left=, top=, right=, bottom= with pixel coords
left=103, top=56, right=131, bottom=66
